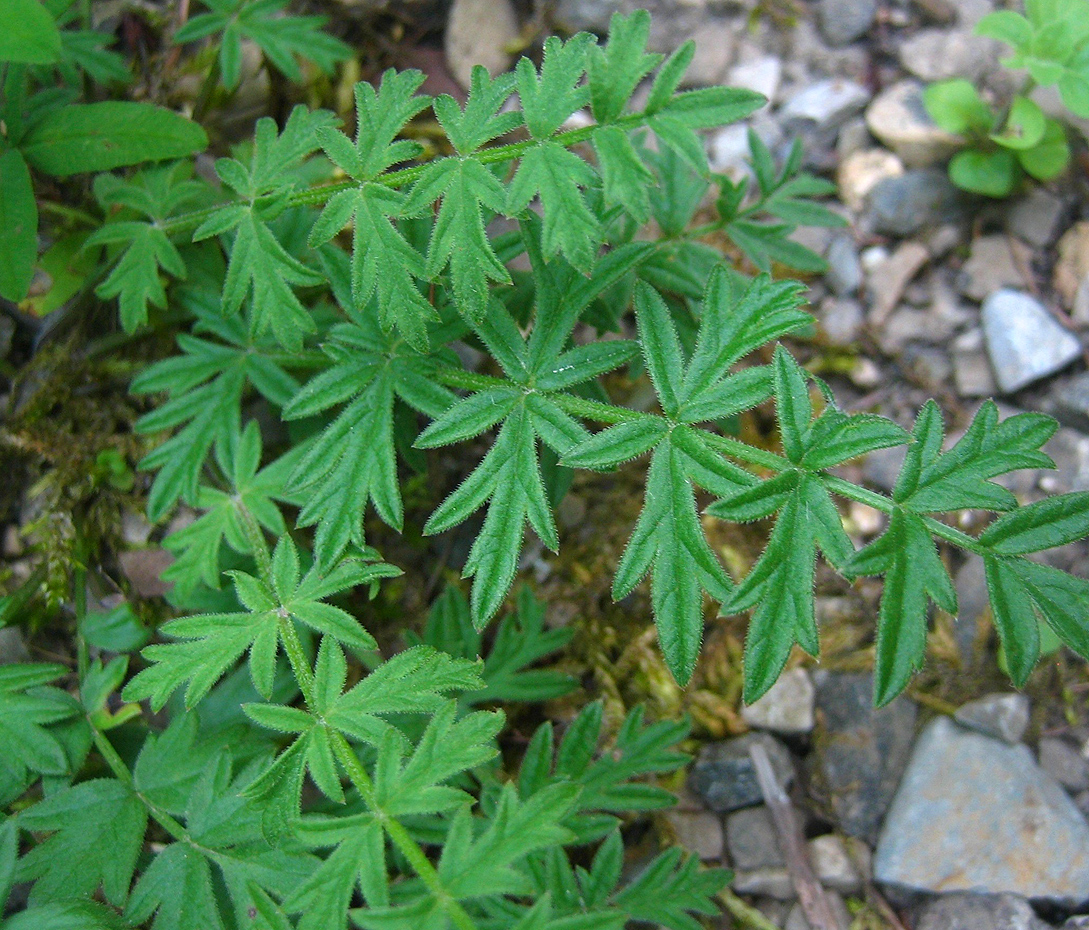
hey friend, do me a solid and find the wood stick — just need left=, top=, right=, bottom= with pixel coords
left=748, top=743, right=846, bottom=930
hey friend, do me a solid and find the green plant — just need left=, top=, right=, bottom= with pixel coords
left=923, top=0, right=1089, bottom=196
left=3, top=6, right=1089, bottom=929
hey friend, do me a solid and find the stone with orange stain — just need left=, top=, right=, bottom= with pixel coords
left=873, top=717, right=1089, bottom=905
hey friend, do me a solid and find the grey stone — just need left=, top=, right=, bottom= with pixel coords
left=688, top=733, right=795, bottom=813
left=731, top=867, right=794, bottom=899
left=954, top=692, right=1030, bottom=744
left=780, top=78, right=870, bottom=130
left=914, top=893, right=1050, bottom=930
left=784, top=892, right=852, bottom=930
left=862, top=444, right=907, bottom=492
left=726, top=806, right=783, bottom=869
left=808, top=834, right=863, bottom=894
left=981, top=289, right=1082, bottom=393
left=1008, top=188, right=1068, bottom=248
left=818, top=296, right=864, bottom=345
left=665, top=808, right=725, bottom=860
left=866, top=80, right=964, bottom=168
left=1040, top=738, right=1089, bottom=793
left=874, top=717, right=1089, bottom=903
left=825, top=234, right=862, bottom=296
left=812, top=672, right=917, bottom=843
left=742, top=667, right=816, bottom=735
left=1040, top=425, right=1089, bottom=494
left=819, top=0, right=876, bottom=45
left=952, top=328, right=999, bottom=397
left=898, top=27, right=1001, bottom=83
left=953, top=557, right=988, bottom=658
left=866, top=169, right=963, bottom=237
left=903, top=345, right=953, bottom=390
left=958, top=234, right=1026, bottom=302
left=1062, top=917, right=1089, bottom=929
left=677, top=18, right=738, bottom=87
left=1051, top=372, right=1089, bottom=434
left=0, top=627, right=30, bottom=665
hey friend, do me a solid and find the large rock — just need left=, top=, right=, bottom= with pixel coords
left=874, top=717, right=1089, bottom=904
left=811, top=672, right=917, bottom=843
left=866, top=80, right=963, bottom=168
left=981, top=289, right=1082, bottom=393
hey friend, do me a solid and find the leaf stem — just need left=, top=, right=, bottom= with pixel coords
left=330, top=732, right=480, bottom=930
left=159, top=108, right=653, bottom=237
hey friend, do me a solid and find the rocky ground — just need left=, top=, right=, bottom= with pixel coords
left=440, top=0, right=1089, bottom=926
left=3, top=0, right=1089, bottom=927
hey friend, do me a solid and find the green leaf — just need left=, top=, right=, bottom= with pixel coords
left=991, top=95, right=1046, bottom=150
left=594, top=125, right=655, bottom=223
left=563, top=418, right=670, bottom=470
left=284, top=318, right=454, bottom=565
left=21, top=102, right=207, bottom=176
left=87, top=222, right=186, bottom=332
left=0, top=0, right=61, bottom=63
left=411, top=585, right=576, bottom=705
left=318, top=70, right=430, bottom=180
left=0, top=664, right=80, bottom=784
left=515, top=33, right=594, bottom=139
left=162, top=423, right=294, bottom=597
left=1017, top=118, right=1070, bottom=180
left=125, top=842, right=224, bottom=930
left=176, top=0, right=350, bottom=90
left=893, top=400, right=1055, bottom=514
left=979, top=492, right=1089, bottom=555
left=613, top=848, right=729, bottom=930
left=404, top=156, right=511, bottom=323
left=0, top=149, right=37, bottom=302
left=923, top=79, right=993, bottom=135
left=844, top=510, right=957, bottom=705
left=608, top=441, right=736, bottom=684
left=4, top=900, right=131, bottom=930
left=716, top=472, right=853, bottom=702
left=17, top=779, right=148, bottom=907
left=949, top=148, right=1019, bottom=197
left=327, top=646, right=486, bottom=746
left=588, top=11, right=661, bottom=124
left=633, top=282, right=685, bottom=416
left=123, top=543, right=389, bottom=709
left=975, top=10, right=1033, bottom=49
left=508, top=140, right=602, bottom=271
left=311, top=186, right=435, bottom=348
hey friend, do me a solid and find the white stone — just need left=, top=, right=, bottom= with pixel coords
left=981, top=289, right=1082, bottom=393
left=780, top=78, right=870, bottom=128
left=445, top=0, right=519, bottom=90
left=836, top=149, right=904, bottom=212
left=727, top=55, right=782, bottom=106
left=741, top=668, right=816, bottom=735
left=865, top=80, right=964, bottom=168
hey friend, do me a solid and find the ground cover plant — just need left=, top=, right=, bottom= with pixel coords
left=2, top=4, right=1089, bottom=929
left=923, top=0, right=1089, bottom=196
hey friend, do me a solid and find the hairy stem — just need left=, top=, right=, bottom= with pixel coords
left=330, top=732, right=480, bottom=930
